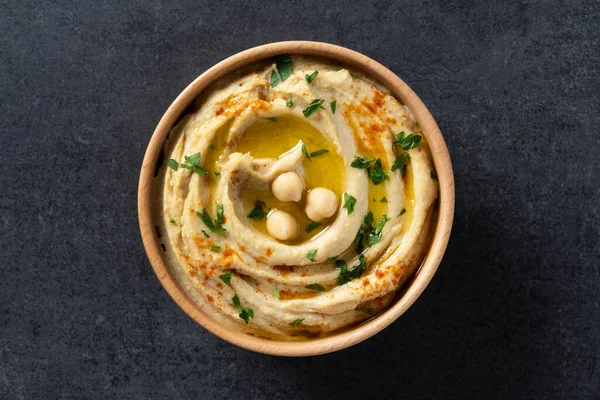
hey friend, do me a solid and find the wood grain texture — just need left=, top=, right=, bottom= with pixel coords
left=138, top=41, right=454, bottom=356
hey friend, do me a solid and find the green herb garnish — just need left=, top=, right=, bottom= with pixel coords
left=209, top=144, right=215, bottom=150
left=169, top=218, right=176, bottom=224
left=275, top=54, right=293, bottom=81
left=309, top=149, right=329, bottom=158
left=391, top=153, right=410, bottom=178
left=380, top=197, right=387, bottom=203
left=305, top=70, right=318, bottom=84
left=337, top=255, right=367, bottom=285
left=399, top=208, right=406, bottom=216
left=270, top=70, right=281, bottom=87
left=201, top=230, right=210, bottom=238
left=307, top=249, right=317, bottom=262
left=180, top=153, right=208, bottom=175
left=302, top=99, right=325, bottom=117
left=274, top=287, right=280, bottom=298
left=305, top=283, right=326, bottom=291
left=210, top=245, right=221, bottom=252
left=247, top=200, right=266, bottom=220
left=196, top=207, right=227, bottom=233
left=219, top=272, right=232, bottom=284
left=369, top=159, right=389, bottom=185
left=343, top=193, right=356, bottom=215
left=331, top=100, right=337, bottom=114
left=167, top=159, right=179, bottom=171
left=351, top=156, right=376, bottom=169
left=430, top=169, right=437, bottom=181
left=395, top=131, right=422, bottom=150
left=286, top=99, right=293, bottom=107
left=305, top=221, right=322, bottom=233
left=232, top=293, right=254, bottom=325
left=214, top=172, right=221, bottom=179
left=301, top=144, right=311, bottom=160
left=367, top=215, right=391, bottom=246
left=290, top=318, right=304, bottom=326
left=327, top=255, right=339, bottom=261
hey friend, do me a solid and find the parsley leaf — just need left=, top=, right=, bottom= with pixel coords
left=214, top=171, right=221, bottom=179
left=232, top=293, right=254, bottom=325
left=395, top=131, right=422, bottom=150
left=309, top=149, right=329, bottom=158
left=351, top=156, right=376, bottom=169
left=430, top=169, right=437, bottom=181
left=305, top=283, right=326, bottom=291
left=327, top=255, right=340, bottom=261
left=305, top=221, right=322, bottom=233
left=290, top=318, right=304, bottom=326
left=331, top=100, right=337, bottom=114
left=167, top=159, right=179, bottom=171
left=286, top=99, right=293, bottom=107
left=399, top=208, right=406, bottom=216
left=270, top=70, right=281, bottom=87
left=343, top=193, right=356, bottom=215
left=337, top=255, right=367, bottom=285
left=367, top=215, right=391, bottom=246
left=302, top=99, right=324, bottom=117
left=391, top=153, right=410, bottom=178
left=305, top=70, right=318, bottom=84
left=209, top=144, right=215, bottom=150
left=274, top=287, right=280, bottom=298
left=196, top=207, right=227, bottom=233
left=210, top=245, right=221, bottom=252
left=219, top=272, right=232, bottom=284
left=301, top=144, right=311, bottom=160
left=380, top=197, right=387, bottom=203
left=355, top=307, right=374, bottom=314
left=247, top=200, right=266, bottom=220
left=275, top=55, right=293, bottom=81
left=369, top=159, right=389, bottom=185
left=307, top=249, right=317, bottom=262
left=201, top=230, right=210, bottom=238
left=180, top=153, right=208, bottom=175
left=169, top=218, right=176, bottom=224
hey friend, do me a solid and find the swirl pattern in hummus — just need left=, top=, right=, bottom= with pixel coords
left=158, top=56, right=438, bottom=340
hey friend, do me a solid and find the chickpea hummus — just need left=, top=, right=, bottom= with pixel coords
left=157, top=55, right=438, bottom=340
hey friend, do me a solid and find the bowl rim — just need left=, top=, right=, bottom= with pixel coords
left=138, top=41, right=454, bottom=356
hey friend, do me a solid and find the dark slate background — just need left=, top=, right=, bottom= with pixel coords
left=1, top=0, right=598, bottom=398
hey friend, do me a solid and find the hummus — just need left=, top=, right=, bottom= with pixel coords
left=158, top=56, right=438, bottom=340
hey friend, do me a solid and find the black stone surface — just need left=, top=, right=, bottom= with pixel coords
left=1, top=1, right=599, bottom=398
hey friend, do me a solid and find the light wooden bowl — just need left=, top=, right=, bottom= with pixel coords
left=138, top=41, right=454, bottom=356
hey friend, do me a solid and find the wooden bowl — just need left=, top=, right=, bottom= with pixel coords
left=138, top=41, right=454, bottom=356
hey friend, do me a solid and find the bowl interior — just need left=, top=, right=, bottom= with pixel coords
left=138, top=41, right=454, bottom=356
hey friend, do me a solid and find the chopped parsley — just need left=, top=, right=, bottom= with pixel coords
left=305, top=70, right=318, bottom=84
left=331, top=100, right=337, bottom=114
left=167, top=159, right=179, bottom=171
left=196, top=207, right=227, bottom=233
left=275, top=54, right=293, bottom=81
left=273, top=287, right=280, bottom=298
left=305, top=221, right=322, bottom=233
left=369, top=159, right=389, bottom=185
left=169, top=218, right=176, bottom=224
left=391, top=153, right=410, bottom=178
left=380, top=197, right=388, bottom=203
left=301, top=144, right=311, bottom=161
left=302, top=99, right=325, bottom=117
left=367, top=215, right=391, bottom=246
left=270, top=70, right=281, bottom=87
left=232, top=293, right=254, bottom=325
left=355, top=307, right=374, bottom=314
left=209, top=144, right=215, bottom=150
left=395, top=131, right=422, bottom=150
left=337, top=255, right=367, bottom=285
left=180, top=153, right=208, bottom=175
left=351, top=156, right=377, bottom=169
left=247, top=200, right=266, bottom=220
left=307, top=249, right=317, bottom=262
left=201, top=230, right=210, bottom=238
left=343, top=193, right=356, bottom=215
left=309, top=149, right=329, bottom=158
left=214, top=171, right=221, bottom=179
left=399, top=208, right=406, bottom=216
left=219, top=272, right=232, bottom=284
left=430, top=169, right=437, bottom=181
left=305, top=283, right=326, bottom=291
left=327, top=255, right=339, bottom=261
left=286, top=99, right=293, bottom=107
left=209, top=245, right=221, bottom=252
left=290, top=318, right=304, bottom=326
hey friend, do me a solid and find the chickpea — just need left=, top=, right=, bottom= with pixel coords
left=266, top=210, right=299, bottom=241
left=305, top=187, right=338, bottom=222
left=271, top=171, right=304, bottom=202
